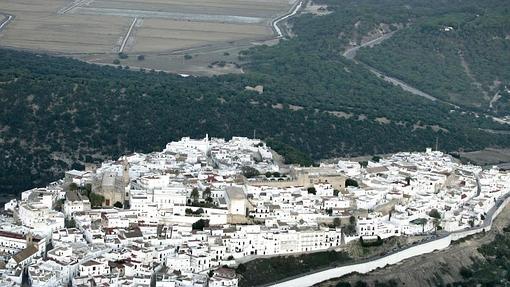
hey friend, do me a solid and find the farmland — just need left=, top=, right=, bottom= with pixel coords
left=0, top=0, right=293, bottom=74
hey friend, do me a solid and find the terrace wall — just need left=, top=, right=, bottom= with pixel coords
left=269, top=194, right=510, bottom=287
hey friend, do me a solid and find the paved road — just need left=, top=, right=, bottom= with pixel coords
left=364, top=64, right=447, bottom=103
left=57, top=0, right=89, bottom=14
left=119, top=17, right=138, bottom=53
left=271, top=0, right=303, bottom=38
left=342, top=31, right=510, bottom=125
left=343, top=31, right=396, bottom=60
left=343, top=32, right=462, bottom=107
left=0, top=13, right=14, bottom=31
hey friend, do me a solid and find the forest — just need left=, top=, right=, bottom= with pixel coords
left=355, top=0, right=510, bottom=113
left=0, top=0, right=510, bottom=196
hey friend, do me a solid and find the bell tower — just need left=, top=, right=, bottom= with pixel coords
left=122, top=157, right=130, bottom=206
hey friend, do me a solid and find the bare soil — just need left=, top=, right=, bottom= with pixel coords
left=0, top=0, right=291, bottom=74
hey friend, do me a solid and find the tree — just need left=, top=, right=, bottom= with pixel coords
left=236, top=263, right=246, bottom=273
left=333, top=217, right=341, bottom=227
left=333, top=189, right=340, bottom=196
left=203, top=187, right=211, bottom=199
left=112, top=59, right=120, bottom=65
left=359, top=161, right=368, bottom=168
left=192, top=219, right=209, bottom=231
left=82, top=184, right=92, bottom=197
left=307, top=187, right=317, bottom=195
left=54, top=198, right=65, bottom=212
left=65, top=217, right=76, bottom=228
left=191, top=188, right=200, bottom=203
left=345, top=178, right=359, bottom=187
left=433, top=218, right=441, bottom=232
left=336, top=282, right=352, bottom=287
left=137, top=54, right=145, bottom=61
left=242, top=166, right=260, bottom=178
left=349, top=215, right=356, bottom=225
left=113, top=201, right=123, bottom=209
left=371, top=155, right=382, bottom=162
left=429, top=209, right=441, bottom=219
left=412, top=218, right=428, bottom=233
left=184, top=54, right=193, bottom=60
left=118, top=52, right=128, bottom=59
left=325, top=208, right=333, bottom=216
left=88, top=192, right=105, bottom=207
left=69, top=182, right=78, bottom=191
left=185, top=208, right=193, bottom=215
left=265, top=171, right=272, bottom=178
left=342, top=216, right=357, bottom=235
left=459, top=267, right=473, bottom=279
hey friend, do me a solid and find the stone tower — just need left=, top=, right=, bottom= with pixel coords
left=121, top=157, right=130, bottom=206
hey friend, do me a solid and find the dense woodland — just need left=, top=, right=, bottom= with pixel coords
left=354, top=0, right=510, bottom=113
left=1, top=0, right=510, bottom=196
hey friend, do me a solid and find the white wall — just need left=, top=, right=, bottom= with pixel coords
left=270, top=193, right=510, bottom=287
left=271, top=236, right=451, bottom=287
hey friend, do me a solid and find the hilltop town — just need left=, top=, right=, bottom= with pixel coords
left=0, top=136, right=509, bottom=287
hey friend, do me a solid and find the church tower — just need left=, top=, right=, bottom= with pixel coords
left=122, top=157, right=130, bottom=205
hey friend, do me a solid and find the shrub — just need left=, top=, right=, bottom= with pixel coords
left=459, top=267, right=473, bottom=279
left=345, top=178, right=359, bottom=187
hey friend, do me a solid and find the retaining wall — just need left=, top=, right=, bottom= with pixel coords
left=269, top=193, right=510, bottom=287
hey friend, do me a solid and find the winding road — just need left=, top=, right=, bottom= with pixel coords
left=271, top=0, right=303, bottom=38
left=343, top=33, right=510, bottom=126
left=343, top=31, right=396, bottom=60
left=343, top=32, right=461, bottom=107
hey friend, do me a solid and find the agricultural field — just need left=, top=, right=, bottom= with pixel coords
left=0, top=0, right=293, bottom=74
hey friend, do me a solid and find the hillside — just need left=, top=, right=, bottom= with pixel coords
left=1, top=0, right=510, bottom=196
left=355, top=0, right=510, bottom=114
left=317, top=199, right=510, bottom=287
